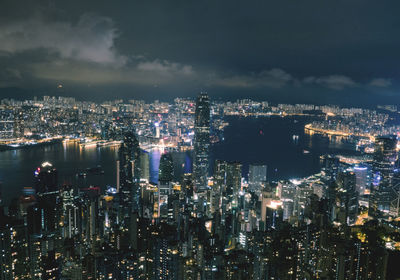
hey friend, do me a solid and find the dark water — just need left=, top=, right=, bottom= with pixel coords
left=0, top=141, right=120, bottom=205
left=0, top=116, right=359, bottom=205
left=210, top=116, right=359, bottom=180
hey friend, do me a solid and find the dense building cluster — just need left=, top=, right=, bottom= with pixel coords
left=1, top=94, right=400, bottom=279
left=0, top=96, right=398, bottom=149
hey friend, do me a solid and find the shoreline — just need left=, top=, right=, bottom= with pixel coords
left=0, top=138, right=63, bottom=152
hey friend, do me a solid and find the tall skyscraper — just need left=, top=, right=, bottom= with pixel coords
left=353, top=165, right=369, bottom=195
left=13, top=108, right=24, bottom=138
left=369, top=136, right=398, bottom=216
left=323, top=155, right=340, bottom=181
left=158, top=153, right=174, bottom=200
left=336, top=171, right=358, bottom=225
left=213, top=160, right=227, bottom=222
left=140, top=152, right=150, bottom=182
left=373, top=136, right=397, bottom=182
left=193, top=92, right=210, bottom=192
left=226, top=161, right=242, bottom=196
left=119, top=130, right=142, bottom=213
left=155, top=122, right=160, bottom=138
left=0, top=225, right=12, bottom=280
left=248, top=164, right=267, bottom=191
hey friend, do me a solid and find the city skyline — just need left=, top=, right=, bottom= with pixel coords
left=2, top=1, right=400, bottom=279
left=0, top=92, right=400, bottom=278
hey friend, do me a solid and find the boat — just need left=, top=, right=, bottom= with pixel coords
left=79, top=140, right=99, bottom=148
left=77, top=172, right=87, bottom=178
left=96, top=140, right=123, bottom=147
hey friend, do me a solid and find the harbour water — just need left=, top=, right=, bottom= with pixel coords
left=0, top=116, right=359, bottom=205
left=211, top=116, right=359, bottom=180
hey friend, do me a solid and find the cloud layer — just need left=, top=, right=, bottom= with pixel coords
left=369, top=78, right=392, bottom=88
left=0, top=12, right=394, bottom=95
left=209, top=70, right=390, bottom=91
left=303, top=75, right=357, bottom=90
left=212, top=69, right=293, bottom=88
left=0, top=14, right=198, bottom=87
left=0, top=14, right=125, bottom=65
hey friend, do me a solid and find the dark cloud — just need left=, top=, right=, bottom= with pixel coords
left=0, top=12, right=197, bottom=87
left=0, top=14, right=125, bottom=65
left=369, top=78, right=392, bottom=88
left=0, top=0, right=399, bottom=103
left=303, top=75, right=358, bottom=90
left=30, top=59, right=196, bottom=86
left=211, top=69, right=293, bottom=89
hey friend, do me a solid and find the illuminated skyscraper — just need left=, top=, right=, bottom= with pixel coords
left=323, top=155, right=340, bottom=181
left=0, top=225, right=12, bottom=280
left=373, top=136, right=397, bottom=182
left=336, top=171, right=358, bottom=225
left=155, top=122, right=160, bottom=138
left=118, top=131, right=142, bottom=254
left=119, top=130, right=141, bottom=213
left=353, top=165, right=369, bottom=195
left=13, top=108, right=24, bottom=138
left=370, top=136, right=397, bottom=216
left=213, top=160, right=227, bottom=223
left=158, top=153, right=174, bottom=205
left=193, top=92, right=210, bottom=192
left=248, top=164, right=267, bottom=191
left=226, top=161, right=242, bottom=196
left=140, top=152, right=150, bottom=182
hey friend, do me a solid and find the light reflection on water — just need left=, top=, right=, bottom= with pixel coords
left=0, top=116, right=358, bottom=205
left=149, top=148, right=161, bottom=183
left=0, top=141, right=169, bottom=205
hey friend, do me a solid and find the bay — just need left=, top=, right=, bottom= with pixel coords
left=0, top=115, right=359, bottom=206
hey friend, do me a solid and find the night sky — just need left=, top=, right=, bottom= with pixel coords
left=0, top=0, right=399, bottom=105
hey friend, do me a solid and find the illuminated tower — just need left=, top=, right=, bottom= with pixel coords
left=336, top=171, right=358, bottom=225
left=248, top=164, right=267, bottom=192
left=140, top=152, right=150, bottom=182
left=155, top=122, right=160, bottom=138
left=226, top=161, right=242, bottom=196
left=353, top=165, right=369, bottom=195
left=158, top=153, right=174, bottom=200
left=193, top=92, right=210, bottom=192
left=0, top=224, right=12, bottom=280
left=211, top=160, right=226, bottom=218
left=373, top=136, right=397, bottom=182
left=370, top=136, right=397, bottom=216
left=13, top=108, right=24, bottom=138
left=119, top=130, right=141, bottom=213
